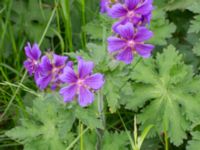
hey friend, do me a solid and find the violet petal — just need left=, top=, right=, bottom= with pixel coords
left=78, top=86, right=94, bottom=107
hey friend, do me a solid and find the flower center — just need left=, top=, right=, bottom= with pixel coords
left=77, top=79, right=84, bottom=86
left=32, top=60, right=39, bottom=66
left=52, top=67, right=57, bottom=72
left=128, top=40, right=135, bottom=48
left=127, top=11, right=135, bottom=18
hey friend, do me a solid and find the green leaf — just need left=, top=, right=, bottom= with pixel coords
left=163, top=0, right=197, bottom=11
left=75, top=131, right=129, bottom=150
left=138, top=125, right=154, bottom=148
left=83, top=21, right=104, bottom=39
left=103, top=67, right=129, bottom=113
left=187, top=132, right=200, bottom=150
left=141, top=137, right=161, bottom=150
left=192, top=39, right=200, bottom=56
left=75, top=106, right=104, bottom=129
left=74, top=131, right=97, bottom=150
left=86, top=43, right=107, bottom=65
left=149, top=9, right=176, bottom=45
left=11, top=0, right=55, bottom=41
left=187, top=0, right=200, bottom=13
left=188, top=15, right=200, bottom=34
left=154, top=0, right=198, bottom=11
left=102, top=131, right=129, bottom=150
left=154, top=0, right=195, bottom=10
left=83, top=15, right=112, bottom=40
left=124, top=45, right=200, bottom=146
left=104, top=77, right=120, bottom=113
left=5, top=93, right=75, bottom=150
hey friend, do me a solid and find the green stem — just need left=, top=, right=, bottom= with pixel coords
left=38, top=4, right=57, bottom=46
left=0, top=67, right=25, bottom=113
left=81, top=0, right=86, bottom=50
left=8, top=22, right=20, bottom=73
left=79, top=122, right=84, bottom=150
left=0, top=3, right=57, bottom=121
left=66, top=127, right=89, bottom=150
left=164, top=131, right=169, bottom=150
left=119, top=57, right=142, bottom=91
left=0, top=0, right=12, bottom=62
left=60, top=0, right=73, bottom=51
left=96, top=90, right=105, bottom=150
left=118, top=112, right=135, bottom=150
left=0, top=71, right=27, bottom=122
left=133, top=116, right=138, bottom=148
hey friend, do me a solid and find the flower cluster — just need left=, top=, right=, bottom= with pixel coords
left=101, top=0, right=154, bottom=64
left=24, top=42, right=104, bottom=107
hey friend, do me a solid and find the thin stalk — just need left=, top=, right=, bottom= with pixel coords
left=8, top=22, right=20, bottom=73
left=80, top=0, right=86, bottom=50
left=164, top=130, right=169, bottom=150
left=0, top=68, right=25, bottom=112
left=96, top=90, right=105, bottom=150
left=102, top=25, right=106, bottom=52
left=60, top=0, right=73, bottom=51
left=66, top=127, right=89, bottom=150
left=98, top=90, right=106, bottom=127
left=0, top=63, right=20, bottom=77
left=79, top=122, right=84, bottom=150
left=39, top=0, right=46, bottom=19
left=0, top=71, right=27, bottom=122
left=133, top=116, right=139, bottom=149
left=38, top=5, right=57, bottom=46
left=54, top=0, right=64, bottom=54
left=0, top=4, right=57, bottom=121
left=119, top=57, right=142, bottom=91
left=51, top=28, right=65, bottom=53
left=54, top=0, right=61, bottom=33
left=0, top=5, right=6, bottom=14
left=118, top=111, right=135, bottom=149
left=0, top=0, right=12, bottom=62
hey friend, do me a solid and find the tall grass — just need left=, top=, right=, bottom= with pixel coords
left=60, top=0, right=73, bottom=51
left=0, top=0, right=139, bottom=149
left=0, top=1, right=59, bottom=148
left=80, top=0, right=86, bottom=50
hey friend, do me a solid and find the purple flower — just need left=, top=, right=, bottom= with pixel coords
left=107, top=22, right=154, bottom=64
left=100, top=0, right=119, bottom=13
left=59, top=57, right=104, bottom=107
left=100, top=0, right=109, bottom=13
left=36, top=53, right=68, bottom=90
left=24, top=42, right=41, bottom=76
left=108, top=0, right=153, bottom=31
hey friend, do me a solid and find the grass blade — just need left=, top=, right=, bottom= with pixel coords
left=60, top=0, right=73, bottom=51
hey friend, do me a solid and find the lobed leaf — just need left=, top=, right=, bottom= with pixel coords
left=188, top=15, right=200, bottom=34
left=149, top=9, right=176, bottom=46
left=123, top=45, right=200, bottom=146
left=187, top=132, right=200, bottom=150
left=5, top=93, right=75, bottom=150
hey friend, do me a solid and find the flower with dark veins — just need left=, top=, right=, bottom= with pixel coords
left=59, top=57, right=104, bottom=107
left=107, top=22, right=154, bottom=64
left=36, top=53, right=68, bottom=90
left=24, top=42, right=41, bottom=77
left=108, top=0, right=153, bottom=31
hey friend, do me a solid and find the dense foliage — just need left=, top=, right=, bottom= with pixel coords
left=1, top=0, right=200, bottom=150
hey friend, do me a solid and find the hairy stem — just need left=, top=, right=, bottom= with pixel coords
left=96, top=90, right=105, bottom=150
